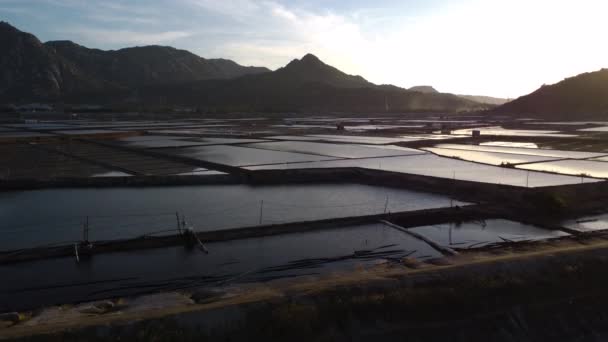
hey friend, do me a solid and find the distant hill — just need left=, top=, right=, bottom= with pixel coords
left=494, top=69, right=608, bottom=119
left=0, top=22, right=487, bottom=113
left=408, top=85, right=509, bottom=106
left=408, top=86, right=439, bottom=94
left=459, top=95, right=510, bottom=106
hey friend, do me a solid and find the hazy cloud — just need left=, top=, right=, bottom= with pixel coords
left=63, top=28, right=193, bottom=45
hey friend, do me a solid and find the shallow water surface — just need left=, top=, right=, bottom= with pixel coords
left=0, top=223, right=441, bottom=311
left=408, top=219, right=569, bottom=249
left=434, top=144, right=604, bottom=159
left=451, top=126, right=575, bottom=138
left=161, top=145, right=337, bottom=166
left=424, top=147, right=559, bottom=165
left=480, top=142, right=539, bottom=148
left=562, top=214, right=608, bottom=232
left=247, top=154, right=600, bottom=187
left=0, top=184, right=462, bottom=250
left=517, top=160, right=608, bottom=178
left=245, top=141, right=424, bottom=158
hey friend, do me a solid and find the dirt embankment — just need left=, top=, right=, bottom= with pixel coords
left=6, top=236, right=608, bottom=341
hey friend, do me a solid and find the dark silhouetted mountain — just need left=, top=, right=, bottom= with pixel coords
left=408, top=85, right=509, bottom=105
left=494, top=69, right=608, bottom=119
left=0, top=21, right=111, bottom=102
left=270, top=54, right=372, bottom=88
left=408, top=85, right=510, bottom=106
left=409, top=86, right=439, bottom=93
left=0, top=22, right=268, bottom=102
left=134, top=54, right=484, bottom=113
left=0, top=22, right=486, bottom=113
left=45, top=40, right=270, bottom=87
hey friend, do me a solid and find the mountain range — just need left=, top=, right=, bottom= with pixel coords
left=5, top=21, right=607, bottom=118
left=0, top=22, right=487, bottom=113
left=0, top=22, right=268, bottom=102
left=407, top=86, right=510, bottom=106
left=493, top=69, right=608, bottom=119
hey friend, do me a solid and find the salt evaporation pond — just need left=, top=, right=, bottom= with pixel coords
left=245, top=141, right=424, bottom=159
left=119, top=135, right=182, bottom=142
left=578, top=126, right=608, bottom=132
left=562, top=213, right=608, bottom=232
left=247, top=154, right=600, bottom=187
left=120, top=138, right=211, bottom=149
left=517, top=160, right=608, bottom=178
left=5, top=123, right=74, bottom=130
left=0, top=184, right=464, bottom=250
left=434, top=144, right=605, bottom=159
left=424, top=147, right=559, bottom=165
left=526, top=121, right=608, bottom=126
left=267, top=134, right=464, bottom=145
left=267, top=135, right=416, bottom=145
left=54, top=129, right=123, bottom=135
left=0, top=223, right=442, bottom=311
left=119, top=136, right=268, bottom=149
left=161, top=145, right=339, bottom=166
left=408, top=219, right=569, bottom=249
left=344, top=124, right=425, bottom=131
left=480, top=142, right=539, bottom=148
left=451, top=126, right=576, bottom=137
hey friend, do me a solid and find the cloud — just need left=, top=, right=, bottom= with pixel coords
left=269, top=3, right=297, bottom=22
left=187, top=0, right=262, bottom=21
left=0, top=6, right=30, bottom=14
left=64, top=28, right=193, bottom=45
left=86, top=14, right=157, bottom=25
left=187, top=1, right=369, bottom=73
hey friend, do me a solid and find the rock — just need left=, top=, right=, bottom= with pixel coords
left=402, top=257, right=424, bottom=269
left=191, top=289, right=224, bottom=304
left=0, top=312, right=20, bottom=324
left=78, top=305, right=105, bottom=315
left=95, top=301, right=115, bottom=311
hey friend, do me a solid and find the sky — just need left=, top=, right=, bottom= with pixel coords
left=1, top=0, right=607, bottom=98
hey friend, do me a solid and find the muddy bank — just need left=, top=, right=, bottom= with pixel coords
left=6, top=236, right=608, bottom=341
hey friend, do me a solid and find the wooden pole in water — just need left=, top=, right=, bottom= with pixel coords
left=74, top=243, right=80, bottom=262
left=384, top=195, right=389, bottom=214
left=259, top=200, right=264, bottom=225
left=176, top=212, right=182, bottom=235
